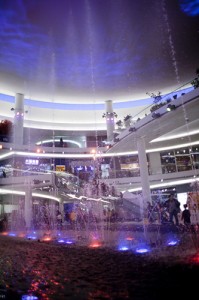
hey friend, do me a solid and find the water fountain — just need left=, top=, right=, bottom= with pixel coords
left=1, top=159, right=199, bottom=256
left=1, top=1, right=199, bottom=298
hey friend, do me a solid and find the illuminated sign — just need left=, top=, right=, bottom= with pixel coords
left=25, top=159, right=39, bottom=165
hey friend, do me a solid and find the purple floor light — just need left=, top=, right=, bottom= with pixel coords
left=65, top=240, right=74, bottom=244
left=22, top=295, right=39, bottom=300
left=8, top=232, right=16, bottom=236
left=135, top=242, right=151, bottom=254
left=57, top=238, right=75, bottom=244
left=135, top=247, right=150, bottom=254
left=58, top=239, right=65, bottom=243
left=166, top=235, right=179, bottom=246
left=118, top=246, right=130, bottom=251
left=26, top=232, right=37, bottom=240
left=167, top=239, right=178, bottom=246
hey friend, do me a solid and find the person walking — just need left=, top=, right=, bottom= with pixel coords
left=165, top=193, right=180, bottom=225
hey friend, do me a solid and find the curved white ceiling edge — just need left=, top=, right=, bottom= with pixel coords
left=0, top=86, right=194, bottom=130
left=23, top=120, right=106, bottom=131
left=0, top=102, right=151, bottom=131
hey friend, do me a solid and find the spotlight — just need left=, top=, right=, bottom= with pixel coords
left=152, top=112, right=161, bottom=119
left=173, top=94, right=177, bottom=100
left=129, top=127, right=136, bottom=132
left=167, top=104, right=176, bottom=111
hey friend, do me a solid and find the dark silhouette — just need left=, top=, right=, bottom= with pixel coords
left=164, top=193, right=180, bottom=225
left=181, top=204, right=191, bottom=226
left=59, top=138, right=64, bottom=147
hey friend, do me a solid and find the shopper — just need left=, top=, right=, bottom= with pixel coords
left=181, top=204, right=191, bottom=226
left=165, top=193, right=180, bottom=225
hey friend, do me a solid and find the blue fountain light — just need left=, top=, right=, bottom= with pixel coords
left=65, top=240, right=74, bottom=244
left=57, top=238, right=75, bottom=244
left=167, top=239, right=179, bottom=246
left=22, top=295, right=39, bottom=300
left=135, top=247, right=150, bottom=254
left=118, top=239, right=131, bottom=251
left=26, top=232, right=37, bottom=240
left=27, top=236, right=37, bottom=240
left=118, top=246, right=129, bottom=251
left=58, top=239, right=65, bottom=243
left=8, top=232, right=16, bottom=236
left=166, top=235, right=180, bottom=246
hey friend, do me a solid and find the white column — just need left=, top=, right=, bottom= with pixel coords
left=24, top=184, right=32, bottom=230
left=105, top=100, right=115, bottom=142
left=148, top=152, right=162, bottom=175
left=13, top=93, right=24, bottom=146
left=137, top=138, right=152, bottom=204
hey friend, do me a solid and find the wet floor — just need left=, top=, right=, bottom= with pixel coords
left=0, top=234, right=199, bottom=300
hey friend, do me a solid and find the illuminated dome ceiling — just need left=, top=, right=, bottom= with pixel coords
left=0, top=0, right=199, bottom=131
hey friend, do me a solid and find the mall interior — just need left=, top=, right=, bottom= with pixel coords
left=0, top=0, right=199, bottom=230
left=1, top=2, right=199, bottom=299
left=0, top=85, right=199, bottom=230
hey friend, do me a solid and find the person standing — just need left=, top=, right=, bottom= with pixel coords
left=181, top=204, right=191, bottom=226
left=56, top=210, right=63, bottom=229
left=59, top=138, right=64, bottom=147
left=165, top=193, right=180, bottom=225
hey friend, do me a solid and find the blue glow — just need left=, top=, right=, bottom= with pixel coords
left=57, top=238, right=75, bottom=244
left=65, top=240, right=74, bottom=244
left=58, top=239, right=65, bottom=243
left=167, top=240, right=178, bottom=246
left=134, top=240, right=151, bottom=254
left=27, top=236, right=37, bottom=240
left=0, top=91, right=152, bottom=110
left=24, top=97, right=154, bottom=110
left=135, top=247, right=150, bottom=254
left=0, top=1, right=196, bottom=106
left=21, top=295, right=39, bottom=300
left=118, top=238, right=133, bottom=251
left=118, top=246, right=129, bottom=251
left=27, top=232, right=37, bottom=240
left=8, top=232, right=16, bottom=236
left=0, top=93, right=14, bottom=103
left=0, top=87, right=193, bottom=111
left=179, top=0, right=199, bottom=16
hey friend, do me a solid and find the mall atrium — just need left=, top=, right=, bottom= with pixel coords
left=0, top=0, right=199, bottom=223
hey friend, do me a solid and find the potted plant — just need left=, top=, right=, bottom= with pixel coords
left=123, top=114, right=132, bottom=127
left=150, top=102, right=167, bottom=113
left=116, top=120, right=123, bottom=128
